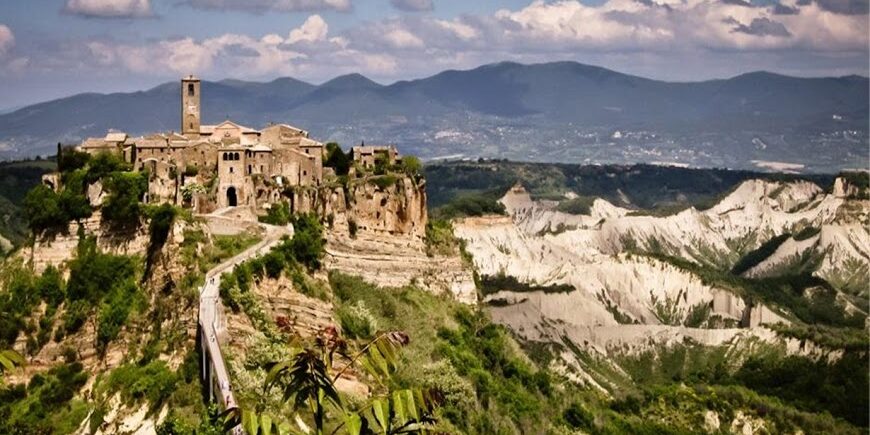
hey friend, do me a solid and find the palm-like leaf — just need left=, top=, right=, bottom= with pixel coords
left=267, top=348, right=342, bottom=411
left=0, top=349, right=24, bottom=380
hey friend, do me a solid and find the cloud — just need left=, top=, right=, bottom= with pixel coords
left=390, top=0, right=433, bottom=12
left=63, top=0, right=152, bottom=18
left=4, top=0, right=867, bottom=86
left=182, top=0, right=351, bottom=13
left=814, top=0, right=869, bottom=14
left=729, top=17, right=792, bottom=37
left=287, top=15, right=329, bottom=44
left=0, top=25, right=13, bottom=57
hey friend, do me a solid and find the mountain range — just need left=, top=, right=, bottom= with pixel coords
left=0, top=61, right=867, bottom=171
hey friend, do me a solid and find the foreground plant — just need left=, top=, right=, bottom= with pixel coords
left=0, top=349, right=25, bottom=384
left=221, top=327, right=441, bottom=435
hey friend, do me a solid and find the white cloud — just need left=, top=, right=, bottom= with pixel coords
left=287, top=15, right=329, bottom=44
left=5, top=0, right=867, bottom=84
left=64, top=0, right=152, bottom=18
left=182, top=0, right=351, bottom=13
left=0, top=25, right=14, bottom=57
left=383, top=27, right=424, bottom=48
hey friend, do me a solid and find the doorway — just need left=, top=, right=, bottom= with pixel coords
left=227, top=186, right=238, bottom=207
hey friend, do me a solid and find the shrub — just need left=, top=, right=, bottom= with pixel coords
left=337, top=301, right=378, bottom=339
left=102, top=171, right=147, bottom=224
left=563, top=402, right=595, bottom=430
left=556, top=196, right=595, bottom=215
left=401, top=156, right=422, bottom=175
left=259, top=201, right=291, bottom=226
left=370, top=174, right=398, bottom=190
left=324, top=143, right=351, bottom=176
left=23, top=185, right=64, bottom=232
left=289, top=213, right=325, bottom=270
left=57, top=146, right=90, bottom=173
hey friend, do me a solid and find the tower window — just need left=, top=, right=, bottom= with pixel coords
left=188, top=83, right=195, bottom=96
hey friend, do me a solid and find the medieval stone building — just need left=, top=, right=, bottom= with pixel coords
left=77, top=76, right=326, bottom=210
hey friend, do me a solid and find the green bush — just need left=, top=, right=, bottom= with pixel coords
left=370, top=174, right=398, bottom=190
left=259, top=201, right=291, bottom=226
left=556, top=196, right=595, bottom=215
left=324, top=142, right=351, bottom=176
left=288, top=213, right=325, bottom=270
left=22, top=185, right=65, bottom=232
left=432, top=194, right=507, bottom=220
left=102, top=171, right=147, bottom=224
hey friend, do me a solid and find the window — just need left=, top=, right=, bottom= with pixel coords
left=222, top=153, right=227, bottom=161
left=188, top=83, right=195, bottom=96
left=230, top=167, right=234, bottom=173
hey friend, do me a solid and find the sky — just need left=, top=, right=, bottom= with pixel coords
left=0, top=0, right=867, bottom=109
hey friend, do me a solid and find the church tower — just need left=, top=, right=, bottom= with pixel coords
left=181, top=75, right=201, bottom=138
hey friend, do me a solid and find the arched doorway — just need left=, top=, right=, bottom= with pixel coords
left=227, top=186, right=238, bottom=207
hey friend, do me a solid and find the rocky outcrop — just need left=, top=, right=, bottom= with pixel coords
left=289, top=176, right=427, bottom=239
left=288, top=175, right=476, bottom=303
left=23, top=211, right=150, bottom=274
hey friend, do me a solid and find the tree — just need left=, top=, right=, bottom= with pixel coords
left=57, top=146, right=90, bottom=173
left=221, top=328, right=441, bottom=435
left=23, top=184, right=64, bottom=232
left=400, top=156, right=421, bottom=176
left=325, top=143, right=352, bottom=176
left=102, top=172, right=147, bottom=224
left=289, top=213, right=325, bottom=270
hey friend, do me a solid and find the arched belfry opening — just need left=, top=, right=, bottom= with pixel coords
left=227, top=186, right=238, bottom=207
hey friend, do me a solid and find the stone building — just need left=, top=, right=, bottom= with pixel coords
left=351, top=145, right=402, bottom=169
left=77, top=76, right=326, bottom=210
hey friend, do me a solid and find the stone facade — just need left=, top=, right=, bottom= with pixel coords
left=77, top=76, right=326, bottom=211
left=351, top=145, right=402, bottom=169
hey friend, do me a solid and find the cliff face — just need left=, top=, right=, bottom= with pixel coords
left=24, top=212, right=150, bottom=274
left=288, top=176, right=427, bottom=239
left=287, top=176, right=475, bottom=304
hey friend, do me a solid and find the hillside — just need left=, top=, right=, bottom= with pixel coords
left=1, top=61, right=867, bottom=171
left=0, top=152, right=867, bottom=434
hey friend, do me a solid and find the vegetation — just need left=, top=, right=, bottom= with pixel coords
left=0, top=358, right=90, bottom=434
left=325, top=142, right=352, bottom=176
left=430, top=193, right=506, bottom=220
left=102, top=171, right=148, bottom=225
left=424, top=161, right=834, bottom=212
left=730, top=233, right=791, bottom=275
left=258, top=201, right=292, bottom=226
left=556, top=196, right=596, bottom=215
left=424, top=219, right=459, bottom=256
left=480, top=273, right=574, bottom=297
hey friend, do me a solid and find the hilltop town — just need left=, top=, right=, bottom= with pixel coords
left=67, top=75, right=404, bottom=214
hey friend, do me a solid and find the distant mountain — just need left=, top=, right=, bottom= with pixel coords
left=0, top=61, right=866, bottom=171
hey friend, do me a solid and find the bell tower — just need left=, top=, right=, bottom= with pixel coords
left=181, top=75, right=201, bottom=137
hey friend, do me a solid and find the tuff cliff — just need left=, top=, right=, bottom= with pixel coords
left=285, top=176, right=476, bottom=304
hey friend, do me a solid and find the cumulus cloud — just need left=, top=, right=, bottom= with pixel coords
left=182, top=0, right=351, bottom=13
left=390, top=0, right=433, bottom=12
left=63, top=0, right=152, bottom=18
left=0, top=25, right=14, bottom=57
left=5, top=0, right=868, bottom=84
left=287, top=15, right=329, bottom=44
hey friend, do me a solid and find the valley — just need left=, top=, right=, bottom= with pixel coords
left=0, top=156, right=866, bottom=434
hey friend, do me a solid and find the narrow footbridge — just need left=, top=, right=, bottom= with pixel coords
left=199, top=223, right=291, bottom=421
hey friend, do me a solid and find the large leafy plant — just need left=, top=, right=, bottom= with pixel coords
left=221, top=327, right=441, bottom=434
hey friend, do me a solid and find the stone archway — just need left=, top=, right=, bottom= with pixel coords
left=227, top=186, right=238, bottom=207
